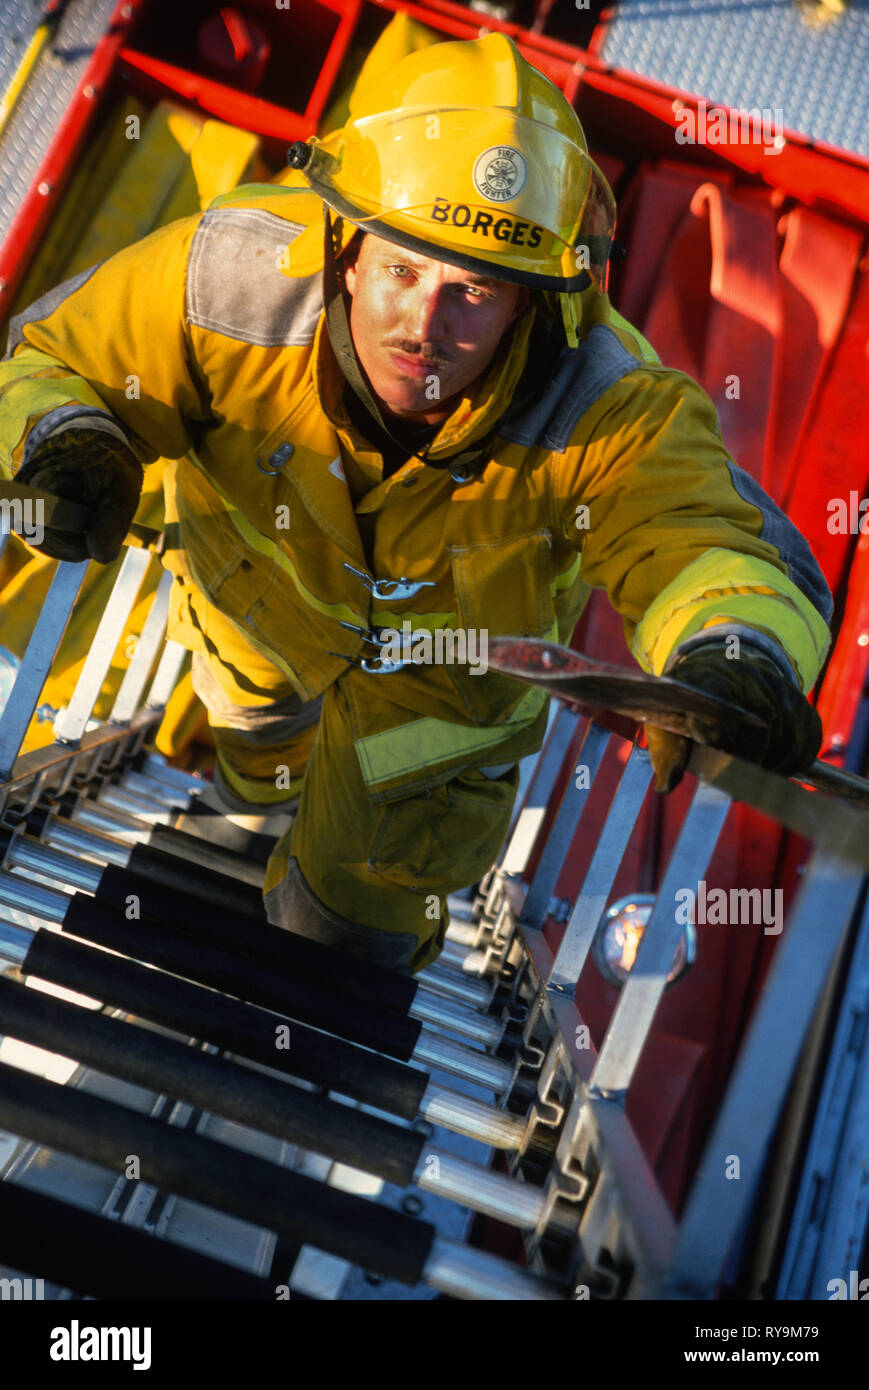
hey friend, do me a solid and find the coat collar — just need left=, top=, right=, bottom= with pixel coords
left=313, top=304, right=536, bottom=464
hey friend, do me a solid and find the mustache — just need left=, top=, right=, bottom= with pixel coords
left=384, top=340, right=454, bottom=369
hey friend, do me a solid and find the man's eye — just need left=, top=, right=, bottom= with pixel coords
left=388, top=265, right=412, bottom=278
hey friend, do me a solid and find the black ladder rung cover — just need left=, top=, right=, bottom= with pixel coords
left=98, top=858, right=418, bottom=1017
left=147, top=822, right=265, bottom=887
left=0, top=1181, right=273, bottom=1300
left=62, top=893, right=422, bottom=1059
left=170, top=800, right=278, bottom=863
left=126, top=841, right=266, bottom=918
left=0, top=1059, right=435, bottom=1286
left=22, top=930, right=428, bottom=1118
left=0, top=974, right=423, bottom=1186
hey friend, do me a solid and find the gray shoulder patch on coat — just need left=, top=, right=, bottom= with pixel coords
left=3, top=263, right=103, bottom=359
left=501, top=323, right=640, bottom=451
left=726, top=461, right=834, bottom=623
left=186, top=208, right=323, bottom=347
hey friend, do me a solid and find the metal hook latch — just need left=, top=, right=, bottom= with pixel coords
left=330, top=620, right=411, bottom=673
left=360, top=653, right=409, bottom=674
left=326, top=648, right=410, bottom=675
left=338, top=620, right=387, bottom=648
left=343, top=562, right=436, bottom=603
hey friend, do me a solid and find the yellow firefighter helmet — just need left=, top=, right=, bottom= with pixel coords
left=287, top=33, right=616, bottom=327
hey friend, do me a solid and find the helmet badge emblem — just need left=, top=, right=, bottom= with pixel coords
left=472, top=146, right=528, bottom=203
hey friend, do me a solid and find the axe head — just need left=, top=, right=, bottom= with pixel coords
left=487, top=636, right=766, bottom=745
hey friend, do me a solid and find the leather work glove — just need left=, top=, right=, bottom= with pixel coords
left=16, top=427, right=143, bottom=564
left=646, top=641, right=823, bottom=794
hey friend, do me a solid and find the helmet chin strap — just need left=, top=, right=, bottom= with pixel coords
left=559, top=292, right=581, bottom=349
left=320, top=206, right=562, bottom=483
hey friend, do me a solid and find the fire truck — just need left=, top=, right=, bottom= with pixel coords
left=0, top=0, right=867, bottom=1313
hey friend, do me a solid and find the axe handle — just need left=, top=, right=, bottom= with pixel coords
left=541, top=695, right=869, bottom=808
left=797, top=760, right=869, bottom=807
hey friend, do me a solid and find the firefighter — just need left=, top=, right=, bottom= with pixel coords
left=0, top=35, right=830, bottom=972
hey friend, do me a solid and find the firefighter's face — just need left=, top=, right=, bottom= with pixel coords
left=343, top=233, right=525, bottom=424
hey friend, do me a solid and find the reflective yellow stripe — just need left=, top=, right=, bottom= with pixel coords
left=0, top=354, right=112, bottom=464
left=199, top=470, right=467, bottom=635
left=354, top=684, right=547, bottom=789
left=239, top=625, right=315, bottom=685
left=371, top=609, right=457, bottom=629
left=208, top=184, right=290, bottom=210
left=632, top=548, right=831, bottom=690
left=551, top=552, right=581, bottom=594
left=608, top=308, right=661, bottom=365
left=0, top=348, right=65, bottom=382
left=216, top=751, right=304, bottom=805
left=200, top=467, right=367, bottom=628
left=194, top=464, right=576, bottom=667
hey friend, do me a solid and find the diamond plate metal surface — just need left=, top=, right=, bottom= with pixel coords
left=0, top=0, right=123, bottom=251
left=0, top=0, right=45, bottom=97
left=599, top=0, right=869, bottom=158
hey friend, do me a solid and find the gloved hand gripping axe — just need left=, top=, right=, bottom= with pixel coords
left=486, top=635, right=869, bottom=806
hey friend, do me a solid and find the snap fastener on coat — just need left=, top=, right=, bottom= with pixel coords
left=450, top=462, right=476, bottom=484
left=257, top=442, right=294, bottom=475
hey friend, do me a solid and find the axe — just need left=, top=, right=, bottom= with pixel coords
left=487, top=635, right=869, bottom=807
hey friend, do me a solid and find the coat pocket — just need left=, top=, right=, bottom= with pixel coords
left=368, top=766, right=520, bottom=893
left=447, top=530, right=556, bottom=723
